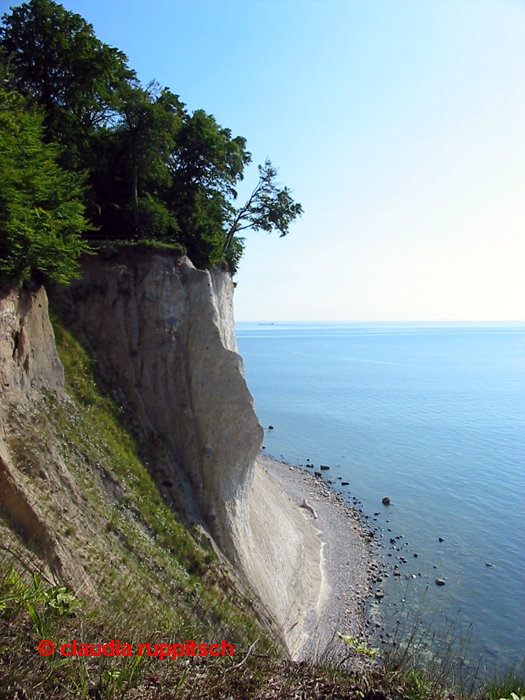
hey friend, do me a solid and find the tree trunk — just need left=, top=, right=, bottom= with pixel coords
left=132, top=152, right=139, bottom=235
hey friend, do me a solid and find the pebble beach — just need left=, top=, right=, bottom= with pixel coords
left=260, top=455, right=376, bottom=662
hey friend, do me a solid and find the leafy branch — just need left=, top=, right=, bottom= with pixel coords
left=222, top=158, right=303, bottom=256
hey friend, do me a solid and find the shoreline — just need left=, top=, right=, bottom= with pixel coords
left=259, top=454, right=377, bottom=662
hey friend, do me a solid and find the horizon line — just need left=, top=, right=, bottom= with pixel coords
left=235, top=319, right=525, bottom=325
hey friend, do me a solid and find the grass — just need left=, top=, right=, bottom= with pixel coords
left=0, top=554, right=271, bottom=699
left=487, top=671, right=525, bottom=700
left=1, top=311, right=277, bottom=697
left=1, top=539, right=524, bottom=699
left=49, top=314, right=207, bottom=575
left=1, top=304, right=523, bottom=698
left=87, top=239, right=186, bottom=260
left=374, top=587, right=525, bottom=700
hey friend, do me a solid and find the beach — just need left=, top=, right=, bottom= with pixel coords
left=259, top=455, right=373, bottom=661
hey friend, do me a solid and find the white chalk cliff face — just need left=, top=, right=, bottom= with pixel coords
left=60, top=251, right=322, bottom=658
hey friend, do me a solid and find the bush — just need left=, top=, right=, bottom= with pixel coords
left=0, top=86, right=90, bottom=287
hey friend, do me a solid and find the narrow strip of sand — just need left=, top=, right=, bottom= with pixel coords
left=259, top=455, right=372, bottom=662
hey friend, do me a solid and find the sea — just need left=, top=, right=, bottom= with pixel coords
left=236, top=322, right=525, bottom=678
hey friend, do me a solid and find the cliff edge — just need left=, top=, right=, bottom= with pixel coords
left=50, top=250, right=323, bottom=658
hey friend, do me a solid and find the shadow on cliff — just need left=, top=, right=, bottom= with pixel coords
left=49, top=290, right=202, bottom=538
left=51, top=249, right=263, bottom=562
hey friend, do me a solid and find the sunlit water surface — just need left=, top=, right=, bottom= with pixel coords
left=236, top=322, right=525, bottom=675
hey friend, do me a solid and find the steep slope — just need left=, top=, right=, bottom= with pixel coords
left=57, top=252, right=260, bottom=564
left=0, top=250, right=325, bottom=659
left=0, top=280, right=273, bottom=696
left=55, top=249, right=324, bottom=657
left=0, top=285, right=82, bottom=589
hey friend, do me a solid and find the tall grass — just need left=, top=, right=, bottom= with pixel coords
left=378, top=582, right=525, bottom=700
left=1, top=310, right=276, bottom=697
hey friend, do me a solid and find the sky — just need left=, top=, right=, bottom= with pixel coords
left=3, top=0, right=524, bottom=321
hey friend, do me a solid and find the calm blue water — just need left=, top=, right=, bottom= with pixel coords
left=236, top=322, right=525, bottom=675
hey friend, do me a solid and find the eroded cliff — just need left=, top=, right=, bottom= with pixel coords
left=57, top=253, right=259, bottom=564
left=0, top=286, right=93, bottom=593
left=0, top=250, right=324, bottom=658
left=57, top=251, right=323, bottom=657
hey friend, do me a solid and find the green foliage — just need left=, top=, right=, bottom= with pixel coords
left=223, top=158, right=304, bottom=264
left=94, top=239, right=185, bottom=258
left=135, top=194, right=178, bottom=240
left=488, top=672, right=525, bottom=700
left=0, top=0, right=302, bottom=277
left=223, top=235, right=246, bottom=276
left=0, top=0, right=132, bottom=168
left=43, top=585, right=83, bottom=616
left=168, top=109, right=250, bottom=199
left=166, top=108, right=251, bottom=267
left=0, top=565, right=82, bottom=629
left=106, top=81, right=183, bottom=238
left=338, top=633, right=380, bottom=659
left=0, top=86, right=90, bottom=285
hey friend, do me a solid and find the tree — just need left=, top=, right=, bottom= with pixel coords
left=166, top=109, right=251, bottom=268
left=0, top=85, right=90, bottom=286
left=112, top=81, right=184, bottom=236
left=0, top=0, right=303, bottom=276
left=0, top=0, right=132, bottom=169
left=222, top=159, right=303, bottom=259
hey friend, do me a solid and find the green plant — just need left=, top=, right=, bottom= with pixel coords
left=488, top=670, right=525, bottom=700
left=0, top=565, right=82, bottom=642
left=338, top=633, right=380, bottom=659
left=1, top=0, right=301, bottom=276
left=0, top=85, right=91, bottom=286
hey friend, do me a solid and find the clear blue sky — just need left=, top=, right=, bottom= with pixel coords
left=4, top=0, right=523, bottom=321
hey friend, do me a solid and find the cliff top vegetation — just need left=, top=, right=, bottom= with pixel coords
left=0, top=0, right=303, bottom=286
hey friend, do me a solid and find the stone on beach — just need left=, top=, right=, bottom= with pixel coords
left=260, top=455, right=371, bottom=661
left=299, top=499, right=318, bottom=519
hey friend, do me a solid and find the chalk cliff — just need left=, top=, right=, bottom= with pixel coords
left=0, top=251, right=323, bottom=658
left=59, top=253, right=262, bottom=566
